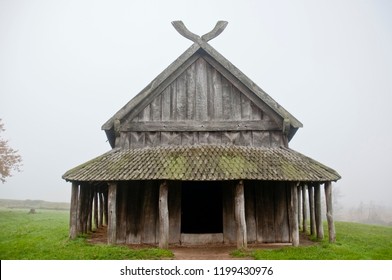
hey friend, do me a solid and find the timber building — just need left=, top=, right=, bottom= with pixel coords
left=63, top=21, right=340, bottom=248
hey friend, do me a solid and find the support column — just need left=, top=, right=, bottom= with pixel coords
left=98, top=191, right=104, bottom=227
left=107, top=182, right=117, bottom=244
left=159, top=181, right=169, bottom=249
left=93, top=189, right=99, bottom=230
left=289, top=182, right=299, bottom=246
left=324, top=182, right=336, bottom=242
left=69, top=182, right=79, bottom=239
left=314, top=183, right=324, bottom=240
left=297, top=186, right=302, bottom=231
left=302, top=185, right=308, bottom=233
left=235, top=180, right=247, bottom=249
left=308, top=185, right=316, bottom=236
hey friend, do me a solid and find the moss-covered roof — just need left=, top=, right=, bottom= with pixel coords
left=62, top=145, right=340, bottom=182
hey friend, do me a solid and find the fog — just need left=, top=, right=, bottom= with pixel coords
left=1, top=0, right=392, bottom=212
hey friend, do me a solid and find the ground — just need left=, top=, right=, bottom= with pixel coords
left=87, top=227, right=314, bottom=260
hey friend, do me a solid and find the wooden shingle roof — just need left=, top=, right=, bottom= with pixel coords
left=62, top=145, right=340, bottom=182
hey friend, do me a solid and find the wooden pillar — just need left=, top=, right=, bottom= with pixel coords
left=103, top=189, right=108, bottom=226
left=87, top=186, right=93, bottom=232
left=235, top=180, right=247, bottom=249
left=107, top=182, right=117, bottom=244
left=77, top=184, right=85, bottom=234
left=159, top=181, right=169, bottom=249
left=69, top=182, right=79, bottom=239
left=308, top=185, right=316, bottom=236
left=302, top=185, right=307, bottom=233
left=289, top=183, right=299, bottom=246
left=314, top=183, right=324, bottom=240
left=93, top=189, right=99, bottom=230
left=297, top=186, right=302, bottom=231
left=324, top=182, right=336, bottom=242
left=98, top=191, right=104, bottom=227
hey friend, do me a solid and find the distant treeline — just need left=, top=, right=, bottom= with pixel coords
left=0, top=199, right=70, bottom=210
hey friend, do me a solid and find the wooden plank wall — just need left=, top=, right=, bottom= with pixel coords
left=117, top=57, right=285, bottom=149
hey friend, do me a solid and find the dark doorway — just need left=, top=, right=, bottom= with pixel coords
left=181, top=181, right=223, bottom=233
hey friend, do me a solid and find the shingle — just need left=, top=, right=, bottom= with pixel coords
left=62, top=145, right=341, bottom=182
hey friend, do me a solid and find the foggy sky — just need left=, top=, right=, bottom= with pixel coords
left=1, top=0, right=392, bottom=208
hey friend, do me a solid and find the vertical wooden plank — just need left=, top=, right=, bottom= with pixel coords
left=117, top=184, right=127, bottom=243
left=274, top=182, right=289, bottom=242
left=176, top=72, right=187, bottom=120
left=126, top=181, right=142, bottom=244
left=222, top=182, right=236, bottom=244
left=240, top=94, right=251, bottom=120
left=159, top=181, right=169, bottom=249
left=302, top=185, right=308, bottom=233
left=212, top=68, right=223, bottom=120
left=107, top=182, right=117, bottom=244
left=231, top=86, right=242, bottom=120
left=289, top=183, right=299, bottom=246
left=207, top=62, right=215, bottom=120
left=161, top=87, right=171, bottom=121
left=186, top=63, right=196, bottom=120
left=141, top=182, right=158, bottom=244
left=256, top=183, right=275, bottom=242
left=245, top=183, right=256, bottom=243
left=308, top=185, right=316, bottom=235
left=150, top=94, right=161, bottom=121
left=251, top=102, right=263, bottom=120
left=69, top=182, right=79, bottom=239
left=169, top=182, right=181, bottom=244
left=195, top=58, right=208, bottom=121
left=87, top=186, right=93, bottom=233
left=221, top=76, right=232, bottom=120
left=77, top=184, right=85, bottom=234
left=314, top=183, right=324, bottom=240
left=324, top=182, right=336, bottom=242
left=297, top=186, right=302, bottom=231
left=103, top=187, right=108, bottom=226
left=235, top=180, right=247, bottom=249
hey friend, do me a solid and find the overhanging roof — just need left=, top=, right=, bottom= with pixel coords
left=62, top=144, right=340, bottom=182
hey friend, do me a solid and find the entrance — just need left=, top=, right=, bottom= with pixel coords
left=181, top=181, right=223, bottom=233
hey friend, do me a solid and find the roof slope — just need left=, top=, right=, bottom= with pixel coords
left=102, top=22, right=303, bottom=144
left=62, top=144, right=340, bottom=182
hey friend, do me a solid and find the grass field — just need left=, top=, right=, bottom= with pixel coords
left=0, top=208, right=391, bottom=260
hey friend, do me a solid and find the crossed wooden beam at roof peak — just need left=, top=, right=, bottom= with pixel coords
left=171, top=21, right=228, bottom=44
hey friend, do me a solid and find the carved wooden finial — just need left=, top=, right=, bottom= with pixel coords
left=171, top=21, right=228, bottom=44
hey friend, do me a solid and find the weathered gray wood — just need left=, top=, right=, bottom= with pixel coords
left=93, top=189, right=98, bottom=230
left=159, top=181, right=169, bottom=248
left=289, top=183, right=299, bottom=246
left=302, top=185, right=308, bottom=233
left=252, top=131, right=270, bottom=147
left=212, top=68, right=223, bottom=119
left=117, top=184, right=128, bottom=243
left=186, top=63, right=196, bottom=119
left=195, top=58, right=208, bottom=121
left=87, top=186, right=93, bottom=232
left=234, top=180, right=247, bottom=249
left=98, top=191, right=103, bottom=227
left=201, top=21, right=228, bottom=42
left=274, top=182, right=289, bottom=242
left=126, top=181, right=142, bottom=244
left=244, top=184, right=256, bottom=242
left=297, top=186, right=302, bottom=231
left=169, top=182, right=181, bottom=244
left=222, top=182, right=236, bottom=244
left=232, top=86, right=242, bottom=120
left=103, top=188, right=108, bottom=226
left=161, top=87, right=171, bottom=121
left=141, top=182, right=158, bottom=244
left=77, top=185, right=85, bottom=234
left=107, top=182, right=117, bottom=244
left=256, top=183, right=275, bottom=242
left=324, top=182, right=336, bottom=242
left=314, top=184, right=324, bottom=240
left=176, top=72, right=187, bottom=120
left=123, top=120, right=280, bottom=132
left=69, top=182, right=79, bottom=239
left=308, top=185, right=316, bottom=235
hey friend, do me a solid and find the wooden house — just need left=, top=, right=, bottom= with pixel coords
left=63, top=21, right=340, bottom=248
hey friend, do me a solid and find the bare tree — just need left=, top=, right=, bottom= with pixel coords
left=0, top=119, right=22, bottom=183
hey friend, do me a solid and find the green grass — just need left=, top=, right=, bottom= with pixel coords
left=232, top=221, right=392, bottom=260
left=0, top=208, right=172, bottom=260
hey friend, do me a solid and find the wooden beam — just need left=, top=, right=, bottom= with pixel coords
left=122, top=120, right=280, bottom=132
left=289, top=183, right=299, bottom=246
left=234, top=180, right=247, bottom=249
left=69, top=182, right=79, bottom=239
left=98, top=191, right=103, bottom=227
left=302, top=185, right=308, bottom=233
left=324, top=182, right=336, bottom=242
left=159, top=181, right=169, bottom=249
left=308, top=185, right=316, bottom=236
left=314, top=184, right=324, bottom=240
left=297, top=186, right=302, bottom=231
left=93, top=189, right=99, bottom=230
left=107, top=182, right=117, bottom=244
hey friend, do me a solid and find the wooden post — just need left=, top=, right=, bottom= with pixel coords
left=69, top=182, right=79, bottom=239
left=159, top=181, right=169, bottom=249
left=235, top=180, right=247, bottom=249
left=87, top=186, right=93, bottom=232
left=289, top=183, right=299, bottom=246
left=77, top=184, right=85, bottom=234
left=314, top=183, right=324, bottom=240
left=107, top=182, right=117, bottom=244
left=297, top=186, right=302, bottom=231
left=302, top=185, right=307, bottom=233
left=103, top=189, right=108, bottom=226
left=98, top=191, right=104, bottom=227
left=308, top=185, right=316, bottom=236
left=324, top=182, right=336, bottom=242
left=93, top=189, right=99, bottom=230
